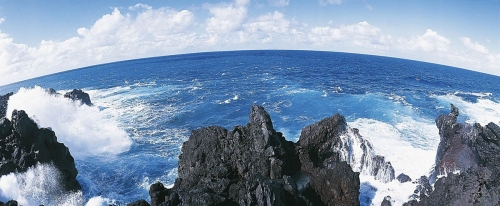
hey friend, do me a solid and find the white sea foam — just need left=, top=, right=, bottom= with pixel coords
left=359, top=175, right=416, bottom=206
left=0, top=164, right=85, bottom=206
left=6, top=86, right=132, bottom=159
left=349, top=118, right=437, bottom=179
left=434, top=93, right=500, bottom=125
left=217, top=94, right=239, bottom=104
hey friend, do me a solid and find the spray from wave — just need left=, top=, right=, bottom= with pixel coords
left=6, top=86, right=132, bottom=159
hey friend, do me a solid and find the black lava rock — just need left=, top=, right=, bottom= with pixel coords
left=406, top=104, right=500, bottom=205
left=381, top=196, right=392, bottom=206
left=64, top=89, right=92, bottom=106
left=127, top=199, right=150, bottom=206
left=150, top=105, right=361, bottom=206
left=396, top=173, right=412, bottom=183
left=0, top=110, right=81, bottom=192
left=0, top=92, right=13, bottom=118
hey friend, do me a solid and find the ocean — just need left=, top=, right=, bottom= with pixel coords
left=0, top=50, right=499, bottom=205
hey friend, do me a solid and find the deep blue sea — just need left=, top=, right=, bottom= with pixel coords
left=0, top=50, right=499, bottom=205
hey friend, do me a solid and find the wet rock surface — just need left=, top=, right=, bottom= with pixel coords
left=0, top=92, right=13, bottom=118
left=63, top=89, right=93, bottom=106
left=149, top=105, right=362, bottom=206
left=0, top=110, right=81, bottom=192
left=406, top=104, right=500, bottom=205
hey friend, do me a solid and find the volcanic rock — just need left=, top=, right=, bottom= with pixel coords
left=0, top=92, right=13, bottom=118
left=407, top=104, right=500, bottom=205
left=127, top=199, right=151, bottom=206
left=396, top=173, right=412, bottom=183
left=0, top=110, right=81, bottom=192
left=64, top=89, right=92, bottom=106
left=150, top=105, right=362, bottom=206
left=298, top=114, right=395, bottom=183
left=381, top=196, right=392, bottom=206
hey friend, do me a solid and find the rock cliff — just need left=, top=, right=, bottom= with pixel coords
left=407, top=104, right=500, bottom=205
left=0, top=92, right=13, bottom=118
left=0, top=110, right=81, bottom=192
left=148, top=105, right=362, bottom=206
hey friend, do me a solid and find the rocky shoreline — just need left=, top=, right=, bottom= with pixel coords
left=1, top=90, right=500, bottom=205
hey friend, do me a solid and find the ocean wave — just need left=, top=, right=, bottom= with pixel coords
left=433, top=93, right=500, bottom=125
left=349, top=118, right=437, bottom=179
left=0, top=164, right=85, bottom=206
left=6, top=86, right=132, bottom=159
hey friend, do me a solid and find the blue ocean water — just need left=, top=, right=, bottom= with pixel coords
left=0, top=50, right=499, bottom=205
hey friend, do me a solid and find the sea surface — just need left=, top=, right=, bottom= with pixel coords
left=0, top=50, right=499, bottom=205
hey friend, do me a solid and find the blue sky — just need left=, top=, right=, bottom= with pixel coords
left=0, top=0, right=499, bottom=85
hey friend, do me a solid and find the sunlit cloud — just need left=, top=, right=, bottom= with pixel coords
left=460, top=37, right=489, bottom=54
left=205, top=0, right=250, bottom=34
left=397, top=29, right=450, bottom=52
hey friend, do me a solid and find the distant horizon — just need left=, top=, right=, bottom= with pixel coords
left=2, top=49, right=498, bottom=90
left=0, top=1, right=499, bottom=85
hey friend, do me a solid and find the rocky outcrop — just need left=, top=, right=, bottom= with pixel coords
left=149, top=105, right=362, bottom=206
left=396, top=173, right=411, bottom=183
left=298, top=114, right=395, bottom=183
left=0, top=110, right=81, bottom=192
left=0, top=200, right=18, bottom=206
left=0, top=92, right=13, bottom=118
left=406, top=104, right=500, bottom=205
left=63, top=89, right=93, bottom=106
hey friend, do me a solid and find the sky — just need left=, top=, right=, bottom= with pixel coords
left=0, top=0, right=499, bottom=86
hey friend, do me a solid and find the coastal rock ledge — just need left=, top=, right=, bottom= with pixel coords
left=0, top=109, right=81, bottom=192
left=148, top=105, right=365, bottom=206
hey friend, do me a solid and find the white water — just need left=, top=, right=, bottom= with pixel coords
left=6, top=86, right=132, bottom=159
left=0, top=164, right=86, bottom=205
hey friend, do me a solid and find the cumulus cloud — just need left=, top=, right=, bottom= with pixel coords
left=397, top=29, right=450, bottom=52
left=308, top=21, right=385, bottom=48
left=319, top=0, right=343, bottom=6
left=460, top=37, right=489, bottom=54
left=241, top=11, right=291, bottom=43
left=268, top=0, right=290, bottom=7
left=0, top=5, right=197, bottom=85
left=205, top=0, right=250, bottom=34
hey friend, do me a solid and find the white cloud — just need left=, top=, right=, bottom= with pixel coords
left=308, top=21, right=384, bottom=48
left=460, top=37, right=489, bottom=54
left=0, top=5, right=197, bottom=85
left=366, top=4, right=374, bottom=10
left=242, top=11, right=291, bottom=44
left=268, top=0, right=290, bottom=7
left=244, top=11, right=290, bottom=34
left=205, top=0, right=249, bottom=34
left=0, top=18, right=5, bottom=24
left=397, top=29, right=450, bottom=52
left=128, top=3, right=152, bottom=10
left=319, top=0, right=343, bottom=6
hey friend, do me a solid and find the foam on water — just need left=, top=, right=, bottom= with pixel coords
left=0, top=164, right=85, bottom=206
left=6, top=86, right=132, bottom=159
left=349, top=118, right=437, bottom=180
left=434, top=93, right=500, bottom=125
left=359, top=175, right=416, bottom=206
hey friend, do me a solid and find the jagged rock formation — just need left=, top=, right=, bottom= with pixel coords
left=406, top=104, right=500, bottom=205
left=63, top=89, right=93, bottom=106
left=0, top=110, right=81, bottom=192
left=299, top=114, right=395, bottom=183
left=396, top=173, right=411, bottom=183
left=148, top=105, right=362, bottom=206
left=0, top=200, right=18, bottom=206
left=0, top=92, right=13, bottom=118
